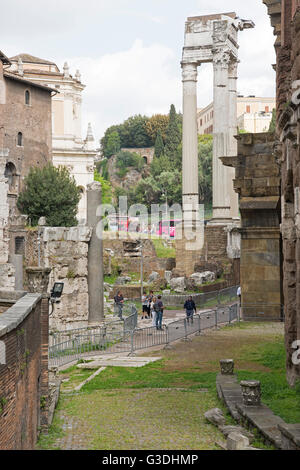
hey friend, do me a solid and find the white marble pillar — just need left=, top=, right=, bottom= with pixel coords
left=228, top=60, right=239, bottom=220
left=182, top=62, right=199, bottom=227
left=211, top=50, right=232, bottom=224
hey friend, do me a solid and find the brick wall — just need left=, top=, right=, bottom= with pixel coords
left=2, top=76, right=52, bottom=193
left=0, top=293, right=47, bottom=449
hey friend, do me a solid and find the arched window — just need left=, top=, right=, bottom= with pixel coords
left=17, top=132, right=23, bottom=146
left=5, top=162, right=17, bottom=190
left=25, top=90, right=30, bottom=105
left=143, top=156, right=148, bottom=164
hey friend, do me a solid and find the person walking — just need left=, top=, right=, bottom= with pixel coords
left=154, top=295, right=164, bottom=330
left=114, top=291, right=124, bottom=320
left=184, top=296, right=196, bottom=324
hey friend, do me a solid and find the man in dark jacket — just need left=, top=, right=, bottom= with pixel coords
left=184, top=296, right=196, bottom=324
left=114, top=291, right=124, bottom=320
left=154, top=295, right=164, bottom=330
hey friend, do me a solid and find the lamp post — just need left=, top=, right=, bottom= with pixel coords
left=140, top=240, right=143, bottom=302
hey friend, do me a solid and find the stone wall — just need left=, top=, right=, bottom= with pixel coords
left=103, top=235, right=176, bottom=277
left=25, top=227, right=92, bottom=331
left=175, top=224, right=234, bottom=279
left=264, top=0, right=300, bottom=384
left=222, top=132, right=282, bottom=320
left=0, top=293, right=46, bottom=449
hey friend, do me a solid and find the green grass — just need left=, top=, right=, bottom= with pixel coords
left=152, top=238, right=176, bottom=258
left=236, top=337, right=300, bottom=423
left=80, top=360, right=218, bottom=393
left=36, top=415, right=65, bottom=450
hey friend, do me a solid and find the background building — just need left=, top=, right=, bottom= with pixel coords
left=8, top=54, right=97, bottom=223
left=197, top=96, right=276, bottom=135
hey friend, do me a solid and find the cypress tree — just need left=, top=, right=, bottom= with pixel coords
left=154, top=129, right=165, bottom=157
left=164, top=104, right=181, bottom=159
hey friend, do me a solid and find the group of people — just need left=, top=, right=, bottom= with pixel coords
left=114, top=289, right=198, bottom=330
left=142, top=291, right=164, bottom=330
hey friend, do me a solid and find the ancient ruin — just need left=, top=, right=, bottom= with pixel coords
left=181, top=12, right=254, bottom=225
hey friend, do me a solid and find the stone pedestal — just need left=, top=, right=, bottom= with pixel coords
left=220, top=359, right=234, bottom=375
left=240, top=380, right=261, bottom=406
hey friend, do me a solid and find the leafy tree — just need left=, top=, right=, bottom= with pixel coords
left=96, top=158, right=109, bottom=180
left=94, top=170, right=113, bottom=204
left=116, top=150, right=144, bottom=174
left=268, top=108, right=276, bottom=133
left=17, top=164, right=80, bottom=227
left=105, top=130, right=121, bottom=157
left=198, top=134, right=213, bottom=204
left=154, top=129, right=165, bottom=158
left=145, top=114, right=169, bottom=144
left=150, top=154, right=172, bottom=177
left=164, top=104, right=181, bottom=160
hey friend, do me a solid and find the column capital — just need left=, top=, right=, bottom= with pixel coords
left=181, top=62, right=198, bottom=82
left=212, top=48, right=231, bottom=69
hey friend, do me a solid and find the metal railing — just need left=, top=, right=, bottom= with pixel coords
left=49, top=303, right=239, bottom=367
left=131, top=285, right=239, bottom=308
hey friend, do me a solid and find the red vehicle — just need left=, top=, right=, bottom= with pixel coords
left=157, top=219, right=181, bottom=238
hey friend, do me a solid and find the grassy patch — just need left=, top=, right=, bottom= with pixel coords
left=80, top=360, right=218, bottom=393
left=36, top=414, right=65, bottom=450
left=152, top=238, right=176, bottom=258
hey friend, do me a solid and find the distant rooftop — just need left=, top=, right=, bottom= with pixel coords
left=0, top=50, right=11, bottom=65
left=9, top=53, right=57, bottom=66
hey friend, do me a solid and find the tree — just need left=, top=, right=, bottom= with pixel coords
left=164, top=104, right=181, bottom=160
left=145, top=114, right=169, bottom=144
left=17, top=164, right=81, bottom=226
left=154, top=129, right=165, bottom=158
left=269, top=108, right=276, bottom=133
left=94, top=170, right=112, bottom=204
left=198, top=134, right=213, bottom=204
left=105, top=130, right=121, bottom=157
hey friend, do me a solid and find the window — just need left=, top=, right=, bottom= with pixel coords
left=25, top=90, right=30, bottom=105
left=15, top=237, right=25, bottom=255
left=246, top=105, right=251, bottom=113
left=4, top=162, right=17, bottom=190
left=143, top=156, right=148, bottom=164
left=265, top=106, right=269, bottom=113
left=17, top=132, right=23, bottom=146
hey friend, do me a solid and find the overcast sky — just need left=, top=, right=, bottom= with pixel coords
left=2, top=0, right=276, bottom=144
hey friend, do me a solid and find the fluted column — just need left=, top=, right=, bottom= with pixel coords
left=211, top=50, right=232, bottom=223
left=182, top=62, right=199, bottom=227
left=228, top=59, right=239, bottom=220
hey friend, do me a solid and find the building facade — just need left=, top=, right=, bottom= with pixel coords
left=8, top=54, right=97, bottom=223
left=197, top=96, right=276, bottom=135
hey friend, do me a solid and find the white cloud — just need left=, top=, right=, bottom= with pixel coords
left=66, top=40, right=182, bottom=143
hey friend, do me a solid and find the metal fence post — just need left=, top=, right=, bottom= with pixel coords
left=128, top=330, right=135, bottom=357
left=215, top=309, right=218, bottom=329
left=164, top=325, right=172, bottom=349
left=196, top=314, right=201, bottom=336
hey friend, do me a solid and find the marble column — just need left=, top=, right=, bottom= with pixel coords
left=181, top=62, right=199, bottom=227
left=87, top=181, right=104, bottom=323
left=228, top=59, right=239, bottom=220
left=211, top=50, right=232, bottom=224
